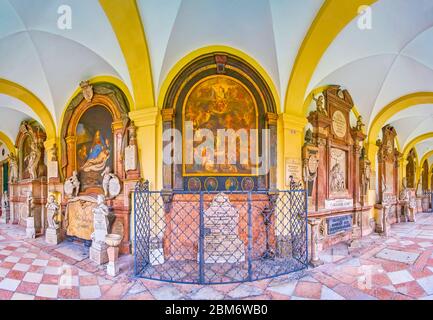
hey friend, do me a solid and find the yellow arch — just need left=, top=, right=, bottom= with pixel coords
left=157, top=45, right=280, bottom=111
left=368, top=92, right=433, bottom=147
left=402, top=133, right=433, bottom=163
left=100, top=0, right=154, bottom=109
left=420, top=150, right=433, bottom=171
left=0, top=131, right=16, bottom=155
left=58, top=75, right=134, bottom=136
left=285, top=0, right=377, bottom=115
left=0, top=79, right=56, bottom=140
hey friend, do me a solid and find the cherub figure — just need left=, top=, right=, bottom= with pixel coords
left=46, top=195, right=60, bottom=229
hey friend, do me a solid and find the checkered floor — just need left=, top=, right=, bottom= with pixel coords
left=2, top=213, right=433, bottom=299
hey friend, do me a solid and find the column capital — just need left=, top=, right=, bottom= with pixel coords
left=279, top=113, right=308, bottom=132
left=43, top=138, right=57, bottom=149
left=129, top=107, right=159, bottom=127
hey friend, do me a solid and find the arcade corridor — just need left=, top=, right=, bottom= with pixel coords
left=1, top=213, right=433, bottom=300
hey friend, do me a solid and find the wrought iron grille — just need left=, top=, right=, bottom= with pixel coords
left=133, top=181, right=308, bottom=284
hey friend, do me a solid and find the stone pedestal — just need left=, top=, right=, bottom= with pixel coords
left=90, top=242, right=108, bottom=265
left=308, top=218, right=323, bottom=267
left=150, top=237, right=164, bottom=266
left=106, top=246, right=119, bottom=277
left=45, top=227, right=61, bottom=245
left=375, top=204, right=390, bottom=237
left=26, top=217, right=36, bottom=239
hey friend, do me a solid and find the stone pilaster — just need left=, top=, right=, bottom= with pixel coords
left=129, top=107, right=160, bottom=190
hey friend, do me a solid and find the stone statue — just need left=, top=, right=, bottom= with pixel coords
left=46, top=195, right=60, bottom=229
left=27, top=192, right=34, bottom=218
left=313, top=94, right=327, bottom=115
left=304, top=128, right=313, bottom=145
left=64, top=171, right=80, bottom=198
left=101, top=167, right=121, bottom=199
left=1, top=191, right=8, bottom=209
left=399, top=177, right=416, bottom=222
left=25, top=138, right=42, bottom=180
left=356, top=115, right=365, bottom=132
left=8, top=153, right=18, bottom=183
left=91, top=194, right=110, bottom=244
left=80, top=80, right=94, bottom=102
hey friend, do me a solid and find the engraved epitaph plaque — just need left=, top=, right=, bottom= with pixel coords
left=327, top=215, right=352, bottom=235
left=285, top=158, right=302, bottom=186
left=125, top=145, right=137, bottom=172
left=332, top=110, right=347, bottom=138
left=203, top=193, right=245, bottom=263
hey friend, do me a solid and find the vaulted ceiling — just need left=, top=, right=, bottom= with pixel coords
left=0, top=0, right=432, bottom=167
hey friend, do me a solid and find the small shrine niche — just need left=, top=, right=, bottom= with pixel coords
left=406, top=148, right=417, bottom=188
left=303, top=86, right=370, bottom=249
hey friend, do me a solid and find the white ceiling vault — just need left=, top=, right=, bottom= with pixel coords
left=0, top=0, right=432, bottom=167
left=309, top=0, right=433, bottom=165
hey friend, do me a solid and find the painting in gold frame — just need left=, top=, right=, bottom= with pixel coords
left=182, top=75, right=258, bottom=176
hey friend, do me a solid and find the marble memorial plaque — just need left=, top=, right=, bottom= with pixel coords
left=325, top=198, right=353, bottom=209
left=285, top=158, right=302, bottom=186
left=203, top=193, right=245, bottom=264
left=125, top=145, right=137, bottom=171
left=327, top=215, right=352, bottom=235
left=375, top=248, right=419, bottom=265
left=47, top=161, right=58, bottom=179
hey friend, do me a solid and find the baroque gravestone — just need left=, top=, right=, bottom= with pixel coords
left=202, top=193, right=245, bottom=264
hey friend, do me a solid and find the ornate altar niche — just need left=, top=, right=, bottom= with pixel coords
left=9, top=121, right=47, bottom=234
left=304, top=86, right=371, bottom=249
left=60, top=82, right=140, bottom=254
left=159, top=53, right=278, bottom=262
left=375, top=125, right=400, bottom=232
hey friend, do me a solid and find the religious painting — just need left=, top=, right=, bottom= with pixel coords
left=183, top=76, right=258, bottom=176
left=329, top=148, right=347, bottom=194
left=76, top=106, right=113, bottom=191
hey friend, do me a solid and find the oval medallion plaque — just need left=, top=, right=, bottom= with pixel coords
left=332, top=110, right=347, bottom=138
left=204, top=177, right=218, bottom=192
left=187, top=178, right=201, bottom=191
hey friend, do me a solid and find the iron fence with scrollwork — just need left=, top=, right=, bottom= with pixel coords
left=133, top=181, right=308, bottom=284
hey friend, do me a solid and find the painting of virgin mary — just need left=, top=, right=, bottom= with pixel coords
left=76, top=106, right=113, bottom=191
left=81, top=130, right=110, bottom=172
